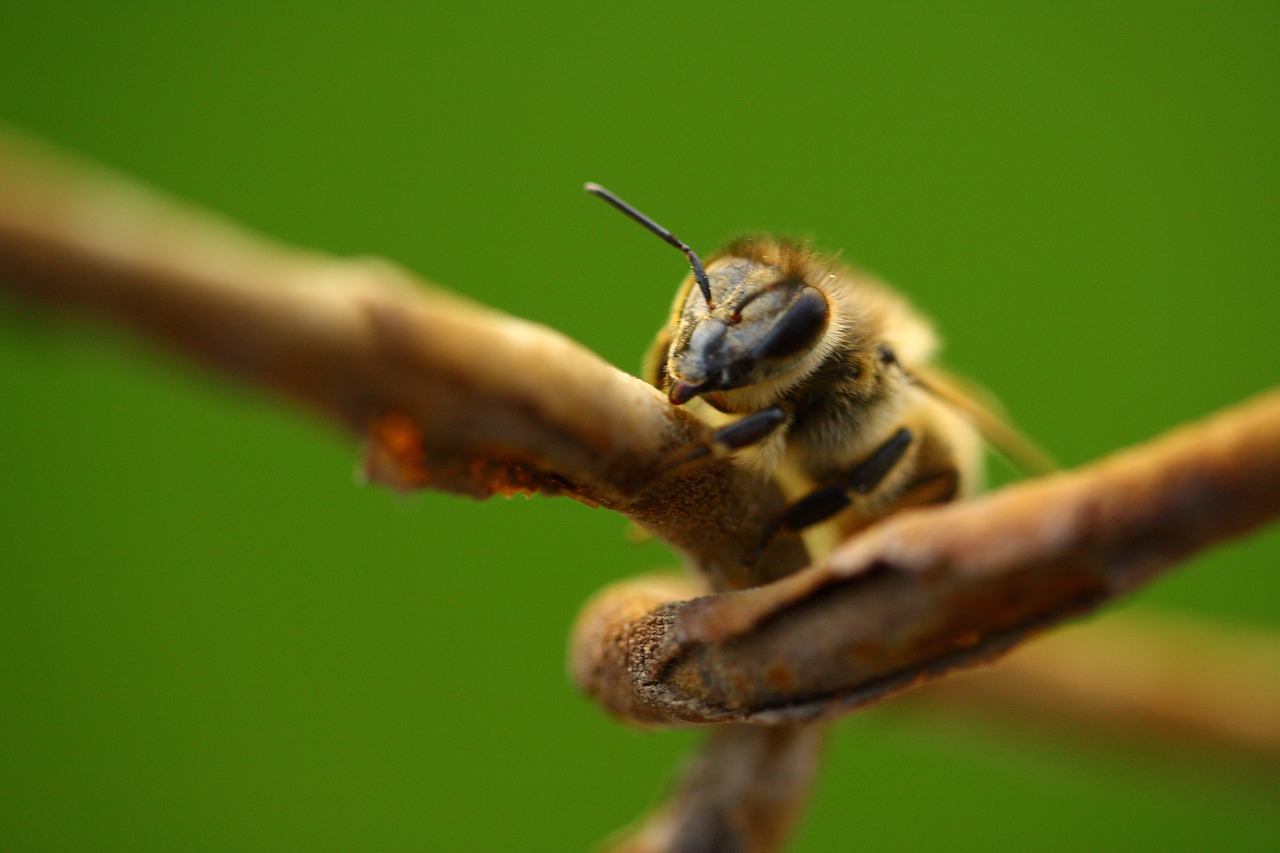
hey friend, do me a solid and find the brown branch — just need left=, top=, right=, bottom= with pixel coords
left=603, top=724, right=827, bottom=853
left=893, top=607, right=1280, bottom=765
left=570, top=389, right=1280, bottom=726
left=0, top=127, right=806, bottom=590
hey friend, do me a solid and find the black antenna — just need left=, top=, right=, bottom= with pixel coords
left=584, top=183, right=714, bottom=306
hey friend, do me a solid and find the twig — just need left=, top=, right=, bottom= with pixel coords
left=0, top=127, right=806, bottom=590
left=893, top=607, right=1280, bottom=764
left=571, top=389, right=1280, bottom=725
left=604, top=724, right=827, bottom=853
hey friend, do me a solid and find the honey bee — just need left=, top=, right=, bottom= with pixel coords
left=586, top=184, right=1054, bottom=557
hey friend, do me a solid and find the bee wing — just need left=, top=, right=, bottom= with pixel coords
left=911, top=363, right=1058, bottom=477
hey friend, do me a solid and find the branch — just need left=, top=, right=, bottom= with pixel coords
left=571, top=389, right=1280, bottom=725
left=894, top=607, right=1280, bottom=765
left=0, top=128, right=805, bottom=591
left=604, top=724, right=827, bottom=853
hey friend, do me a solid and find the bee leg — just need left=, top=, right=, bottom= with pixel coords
left=664, top=406, right=788, bottom=471
left=749, top=428, right=914, bottom=562
left=779, top=427, right=914, bottom=533
left=752, top=464, right=959, bottom=563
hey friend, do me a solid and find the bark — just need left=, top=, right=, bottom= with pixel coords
left=571, top=390, right=1280, bottom=725
left=0, top=128, right=806, bottom=590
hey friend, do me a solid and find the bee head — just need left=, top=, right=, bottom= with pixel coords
left=584, top=184, right=832, bottom=408
left=665, top=248, right=829, bottom=406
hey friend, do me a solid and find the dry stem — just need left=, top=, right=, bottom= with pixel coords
left=571, top=390, right=1280, bottom=725
left=896, top=607, right=1280, bottom=764
left=0, top=128, right=806, bottom=590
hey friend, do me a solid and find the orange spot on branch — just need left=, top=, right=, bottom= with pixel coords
left=363, top=412, right=431, bottom=492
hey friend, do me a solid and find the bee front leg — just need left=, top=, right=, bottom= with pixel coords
left=664, top=405, right=788, bottom=471
left=779, top=427, right=914, bottom=532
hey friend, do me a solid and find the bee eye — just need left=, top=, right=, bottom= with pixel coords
left=751, top=287, right=829, bottom=361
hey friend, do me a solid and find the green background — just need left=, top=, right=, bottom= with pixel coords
left=2, top=2, right=1278, bottom=850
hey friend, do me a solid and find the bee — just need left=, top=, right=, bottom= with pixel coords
left=586, top=184, right=1053, bottom=557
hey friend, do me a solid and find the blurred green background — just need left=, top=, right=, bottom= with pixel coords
left=2, top=2, right=1278, bottom=850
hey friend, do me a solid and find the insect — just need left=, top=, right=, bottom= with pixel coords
left=585, top=183, right=1053, bottom=557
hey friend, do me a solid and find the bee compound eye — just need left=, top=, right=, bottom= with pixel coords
left=751, top=287, right=829, bottom=361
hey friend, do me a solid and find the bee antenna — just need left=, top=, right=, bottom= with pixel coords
left=584, top=183, right=714, bottom=306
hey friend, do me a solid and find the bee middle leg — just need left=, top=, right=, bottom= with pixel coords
left=779, top=427, right=914, bottom=533
left=664, top=405, right=788, bottom=470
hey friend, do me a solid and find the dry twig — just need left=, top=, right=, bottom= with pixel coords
left=571, top=389, right=1280, bottom=726
left=2, top=128, right=1278, bottom=853
left=896, top=607, right=1280, bottom=765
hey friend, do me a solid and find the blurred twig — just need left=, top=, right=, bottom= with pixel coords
left=895, top=607, right=1280, bottom=764
left=2, top=128, right=1278, bottom=853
